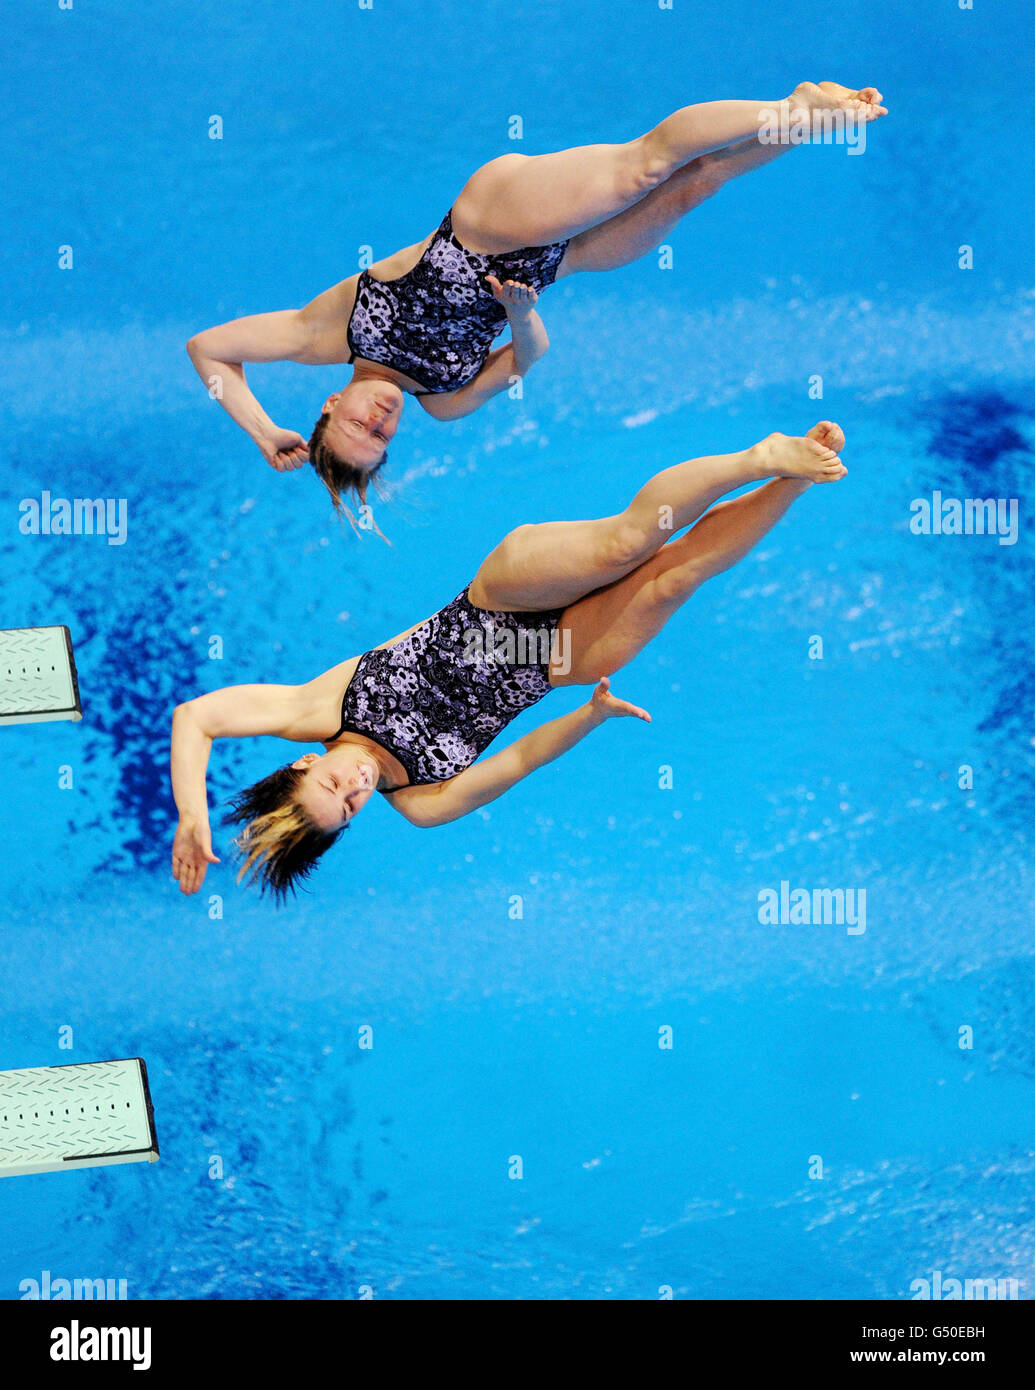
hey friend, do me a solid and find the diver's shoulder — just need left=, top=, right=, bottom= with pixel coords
left=297, top=277, right=359, bottom=365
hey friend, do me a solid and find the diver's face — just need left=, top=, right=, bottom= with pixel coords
left=292, top=745, right=378, bottom=832
left=322, top=380, right=403, bottom=472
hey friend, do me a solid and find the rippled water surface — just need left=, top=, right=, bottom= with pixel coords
left=2, top=0, right=1032, bottom=1299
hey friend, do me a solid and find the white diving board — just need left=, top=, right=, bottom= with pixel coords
left=0, top=625, right=82, bottom=725
left=0, top=1059, right=159, bottom=1178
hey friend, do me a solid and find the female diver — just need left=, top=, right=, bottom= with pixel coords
left=171, top=422, right=847, bottom=900
left=186, top=82, right=883, bottom=515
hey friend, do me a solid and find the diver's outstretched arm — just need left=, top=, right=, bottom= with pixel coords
left=169, top=684, right=322, bottom=893
left=187, top=311, right=315, bottom=472
left=386, top=679, right=648, bottom=828
left=170, top=701, right=219, bottom=894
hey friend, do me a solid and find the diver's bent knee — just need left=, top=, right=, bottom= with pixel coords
left=651, top=562, right=703, bottom=605
left=622, top=161, right=671, bottom=202
left=603, top=521, right=658, bottom=570
left=676, top=166, right=724, bottom=212
left=629, top=136, right=680, bottom=196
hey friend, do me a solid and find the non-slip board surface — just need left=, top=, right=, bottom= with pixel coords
left=0, top=625, right=82, bottom=725
left=0, top=1059, right=158, bottom=1177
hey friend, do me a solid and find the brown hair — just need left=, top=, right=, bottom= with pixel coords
left=308, top=413, right=390, bottom=539
left=224, top=763, right=345, bottom=903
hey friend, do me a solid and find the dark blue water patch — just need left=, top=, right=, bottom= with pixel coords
left=2, top=0, right=1032, bottom=1304
left=924, top=390, right=1032, bottom=479
left=918, top=388, right=1034, bottom=814
left=2, top=440, right=250, bottom=875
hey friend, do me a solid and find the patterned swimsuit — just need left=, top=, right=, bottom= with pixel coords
left=329, top=587, right=566, bottom=789
left=346, top=210, right=569, bottom=394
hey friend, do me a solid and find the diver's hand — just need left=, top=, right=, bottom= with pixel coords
left=485, top=276, right=539, bottom=314
left=172, top=816, right=220, bottom=896
left=589, top=676, right=651, bottom=723
left=258, top=427, right=309, bottom=473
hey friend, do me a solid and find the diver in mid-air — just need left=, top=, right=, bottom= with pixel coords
left=170, top=423, right=848, bottom=899
left=186, top=83, right=883, bottom=521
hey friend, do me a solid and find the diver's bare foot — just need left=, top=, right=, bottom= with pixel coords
left=806, top=419, right=846, bottom=454
left=790, top=80, right=888, bottom=123
left=818, top=81, right=887, bottom=119
left=749, top=425, right=847, bottom=483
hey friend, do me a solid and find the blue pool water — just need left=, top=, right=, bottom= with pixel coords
left=2, top=0, right=1033, bottom=1299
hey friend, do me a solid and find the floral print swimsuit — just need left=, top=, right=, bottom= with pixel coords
left=346, top=209, right=569, bottom=393
left=329, top=587, right=566, bottom=790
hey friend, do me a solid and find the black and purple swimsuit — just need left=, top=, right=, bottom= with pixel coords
left=346, top=209, right=569, bottom=394
left=329, top=586, right=565, bottom=790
